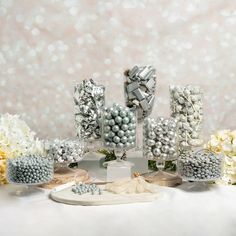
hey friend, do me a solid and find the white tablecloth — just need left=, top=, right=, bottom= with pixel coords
left=1, top=158, right=236, bottom=236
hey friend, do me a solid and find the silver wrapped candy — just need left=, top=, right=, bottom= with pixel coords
left=102, top=103, right=136, bottom=150
left=143, top=117, right=179, bottom=161
left=178, top=149, right=222, bottom=181
left=7, top=155, right=54, bottom=184
left=170, top=85, right=203, bottom=151
left=74, top=79, right=105, bottom=140
left=45, top=139, right=85, bottom=164
left=124, top=65, right=156, bottom=121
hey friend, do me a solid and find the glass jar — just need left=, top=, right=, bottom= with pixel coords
left=170, top=85, right=203, bottom=151
left=102, top=103, right=137, bottom=151
left=143, top=117, right=179, bottom=162
left=74, top=79, right=105, bottom=141
left=101, top=103, right=137, bottom=180
left=123, top=65, right=156, bottom=122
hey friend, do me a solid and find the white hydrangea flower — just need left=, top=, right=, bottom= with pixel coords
left=206, top=129, right=236, bottom=184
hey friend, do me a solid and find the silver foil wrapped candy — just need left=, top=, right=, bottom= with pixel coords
left=74, top=79, right=105, bottom=140
left=143, top=117, right=179, bottom=161
left=124, top=66, right=156, bottom=121
left=170, top=85, right=203, bottom=151
left=45, top=139, right=85, bottom=164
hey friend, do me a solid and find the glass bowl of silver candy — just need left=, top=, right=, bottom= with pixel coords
left=7, top=155, right=54, bottom=185
left=178, top=149, right=222, bottom=181
left=45, top=139, right=85, bottom=165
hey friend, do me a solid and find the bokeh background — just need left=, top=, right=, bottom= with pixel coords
left=0, top=0, right=235, bottom=139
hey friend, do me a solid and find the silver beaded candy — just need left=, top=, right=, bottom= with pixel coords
left=7, top=155, right=54, bottom=184
left=178, top=149, right=222, bottom=181
left=124, top=65, right=156, bottom=121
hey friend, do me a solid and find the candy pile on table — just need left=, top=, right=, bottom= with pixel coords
left=7, top=155, right=54, bottom=184
left=72, top=183, right=102, bottom=195
left=103, top=103, right=136, bottom=150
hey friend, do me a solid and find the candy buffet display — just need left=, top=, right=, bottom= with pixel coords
left=170, top=85, right=203, bottom=150
left=178, top=149, right=222, bottom=181
left=143, top=117, right=179, bottom=161
left=205, top=130, right=236, bottom=184
left=7, top=155, right=54, bottom=184
left=124, top=65, right=156, bottom=121
left=74, top=79, right=105, bottom=140
left=45, top=139, right=85, bottom=164
left=0, top=114, right=44, bottom=185
left=102, top=103, right=136, bottom=150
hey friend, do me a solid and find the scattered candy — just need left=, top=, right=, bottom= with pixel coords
left=170, top=85, right=203, bottom=150
left=124, top=66, right=156, bottom=121
left=72, top=182, right=102, bottom=195
left=74, top=79, right=105, bottom=140
left=178, top=149, right=222, bottom=181
left=143, top=117, right=179, bottom=161
left=7, top=155, right=54, bottom=184
left=45, top=139, right=85, bottom=164
left=102, top=103, right=136, bottom=150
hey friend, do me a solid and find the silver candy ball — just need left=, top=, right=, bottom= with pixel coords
left=119, top=110, right=127, bottom=118
left=153, top=148, right=161, bottom=156
left=118, top=130, right=125, bottom=137
left=147, top=139, right=155, bottom=147
left=121, top=136, right=128, bottom=143
left=121, top=124, right=129, bottom=131
left=112, top=125, right=120, bottom=132
left=113, top=136, right=120, bottom=143
left=115, top=116, right=122, bottom=124
left=109, top=119, right=115, bottom=126
left=122, top=117, right=130, bottom=124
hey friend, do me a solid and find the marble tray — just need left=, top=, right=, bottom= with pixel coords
left=50, top=185, right=161, bottom=206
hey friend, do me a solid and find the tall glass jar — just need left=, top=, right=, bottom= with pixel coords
left=74, top=79, right=105, bottom=141
left=170, top=85, right=203, bottom=151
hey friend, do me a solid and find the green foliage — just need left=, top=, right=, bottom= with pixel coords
left=148, top=160, right=176, bottom=172
left=97, top=149, right=117, bottom=162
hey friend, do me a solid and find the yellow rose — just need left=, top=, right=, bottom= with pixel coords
left=0, top=150, right=7, bottom=185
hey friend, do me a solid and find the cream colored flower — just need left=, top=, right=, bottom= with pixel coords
left=0, top=114, right=45, bottom=185
left=206, top=129, right=236, bottom=185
